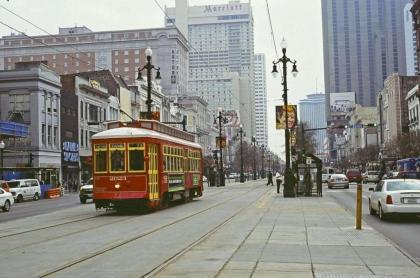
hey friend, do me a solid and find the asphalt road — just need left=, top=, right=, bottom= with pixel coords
left=326, top=182, right=420, bottom=264
left=0, top=192, right=83, bottom=223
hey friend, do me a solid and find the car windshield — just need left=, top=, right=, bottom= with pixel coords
left=7, top=181, right=20, bottom=188
left=86, top=178, right=93, bottom=185
left=368, top=171, right=378, bottom=175
left=386, top=181, right=420, bottom=191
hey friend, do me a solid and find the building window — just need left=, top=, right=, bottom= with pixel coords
left=81, top=129, right=84, bottom=147
left=80, top=101, right=84, bottom=119
left=42, top=124, right=46, bottom=145
left=48, top=125, right=52, bottom=145
left=53, top=127, right=58, bottom=146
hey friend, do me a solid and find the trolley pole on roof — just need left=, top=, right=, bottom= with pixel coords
left=137, top=46, right=162, bottom=120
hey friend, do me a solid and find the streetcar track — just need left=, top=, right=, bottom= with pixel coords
left=37, top=184, right=265, bottom=277
left=4, top=215, right=140, bottom=252
left=0, top=215, right=101, bottom=239
left=0, top=188, right=225, bottom=240
left=144, top=187, right=273, bottom=278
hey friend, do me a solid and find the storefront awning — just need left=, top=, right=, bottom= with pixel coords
left=0, top=121, right=29, bottom=138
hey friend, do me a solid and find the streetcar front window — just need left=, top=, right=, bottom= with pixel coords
left=128, top=143, right=145, bottom=172
left=94, top=144, right=107, bottom=173
left=109, top=143, right=126, bottom=173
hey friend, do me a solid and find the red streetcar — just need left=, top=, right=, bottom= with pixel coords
left=91, top=120, right=203, bottom=211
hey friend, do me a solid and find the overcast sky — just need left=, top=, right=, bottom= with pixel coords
left=0, top=0, right=324, bottom=158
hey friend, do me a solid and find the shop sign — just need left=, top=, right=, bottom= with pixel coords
left=62, top=141, right=79, bottom=163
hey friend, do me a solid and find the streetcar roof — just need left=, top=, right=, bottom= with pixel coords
left=92, top=127, right=202, bottom=149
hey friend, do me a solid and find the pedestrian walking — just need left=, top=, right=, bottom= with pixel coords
left=275, top=171, right=282, bottom=194
left=266, top=171, right=274, bottom=186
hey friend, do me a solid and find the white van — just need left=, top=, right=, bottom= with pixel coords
left=8, top=179, right=41, bottom=203
left=322, top=168, right=336, bottom=183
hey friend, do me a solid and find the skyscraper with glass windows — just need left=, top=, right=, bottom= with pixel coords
left=322, top=0, right=413, bottom=112
left=254, top=54, right=267, bottom=147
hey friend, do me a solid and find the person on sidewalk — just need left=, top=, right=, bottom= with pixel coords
left=275, top=171, right=282, bottom=193
left=266, top=171, right=274, bottom=186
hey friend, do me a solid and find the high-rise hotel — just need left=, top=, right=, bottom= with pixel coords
left=166, top=0, right=255, bottom=138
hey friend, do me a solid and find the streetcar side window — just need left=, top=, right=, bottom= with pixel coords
left=94, top=144, right=107, bottom=173
left=128, top=143, right=145, bottom=172
left=109, top=143, right=126, bottom=173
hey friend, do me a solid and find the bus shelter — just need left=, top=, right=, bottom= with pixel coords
left=296, top=153, right=322, bottom=197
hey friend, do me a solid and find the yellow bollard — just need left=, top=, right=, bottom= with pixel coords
left=356, top=183, right=362, bottom=230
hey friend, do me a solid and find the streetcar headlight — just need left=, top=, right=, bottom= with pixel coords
left=115, top=184, right=120, bottom=189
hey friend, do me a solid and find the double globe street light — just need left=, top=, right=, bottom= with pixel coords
left=137, top=47, right=161, bottom=120
left=272, top=38, right=298, bottom=197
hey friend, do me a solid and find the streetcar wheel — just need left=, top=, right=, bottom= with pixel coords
left=160, top=193, right=169, bottom=209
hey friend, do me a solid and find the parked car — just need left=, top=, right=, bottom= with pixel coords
left=0, top=180, right=10, bottom=192
left=363, top=171, right=380, bottom=184
left=368, top=179, right=420, bottom=220
left=396, top=171, right=420, bottom=180
left=327, top=174, right=349, bottom=189
left=0, top=188, right=14, bottom=212
left=79, top=178, right=93, bottom=204
left=322, top=167, right=335, bottom=183
left=346, top=169, right=363, bottom=183
left=8, top=179, right=41, bottom=203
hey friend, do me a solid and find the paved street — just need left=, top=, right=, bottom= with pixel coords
left=0, top=192, right=82, bottom=223
left=0, top=180, right=419, bottom=277
left=327, top=182, right=420, bottom=264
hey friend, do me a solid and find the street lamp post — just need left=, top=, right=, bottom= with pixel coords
left=0, top=141, right=4, bottom=180
left=261, top=144, right=265, bottom=179
left=272, top=38, right=298, bottom=197
left=252, top=136, right=257, bottom=180
left=215, top=107, right=226, bottom=187
left=239, top=124, right=245, bottom=183
left=137, top=46, right=161, bottom=120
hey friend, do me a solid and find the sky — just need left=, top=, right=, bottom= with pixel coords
left=0, top=0, right=324, bottom=159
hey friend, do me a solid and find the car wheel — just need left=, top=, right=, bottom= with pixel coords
left=345, top=185, right=349, bottom=189
left=2, top=200, right=11, bottom=212
left=80, top=197, right=87, bottom=204
left=17, top=195, right=23, bottom=203
left=368, top=200, right=375, bottom=215
left=378, top=204, right=387, bottom=221
left=33, top=192, right=40, bottom=201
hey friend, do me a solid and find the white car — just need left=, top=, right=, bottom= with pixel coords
left=322, top=168, right=335, bottom=183
left=368, top=179, right=420, bottom=220
left=8, top=179, right=41, bottom=203
left=327, top=174, right=349, bottom=189
left=79, top=178, right=93, bottom=204
left=363, top=171, right=380, bottom=184
left=0, top=188, right=14, bottom=212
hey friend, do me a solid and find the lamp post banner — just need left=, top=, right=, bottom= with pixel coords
left=275, top=105, right=297, bottom=129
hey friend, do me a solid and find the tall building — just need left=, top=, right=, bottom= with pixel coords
left=298, top=94, right=327, bottom=155
left=411, top=0, right=420, bottom=71
left=0, top=26, right=189, bottom=97
left=377, top=74, right=420, bottom=147
left=165, top=0, right=255, bottom=138
left=254, top=54, right=267, bottom=147
left=404, top=3, right=418, bottom=76
left=322, top=0, right=413, bottom=110
left=0, top=61, right=61, bottom=182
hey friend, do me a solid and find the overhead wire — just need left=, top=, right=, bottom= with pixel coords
left=265, top=0, right=279, bottom=59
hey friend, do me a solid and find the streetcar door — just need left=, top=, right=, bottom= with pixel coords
left=148, top=144, right=159, bottom=200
